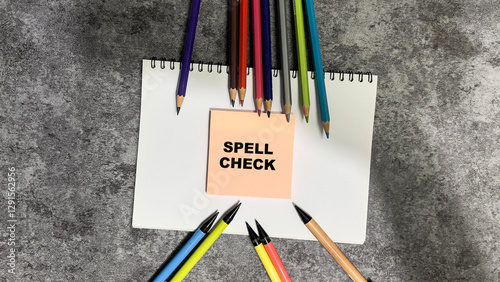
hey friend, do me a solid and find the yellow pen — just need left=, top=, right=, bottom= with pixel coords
left=170, top=203, right=242, bottom=282
left=246, top=222, right=282, bottom=282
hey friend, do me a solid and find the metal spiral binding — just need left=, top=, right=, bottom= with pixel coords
left=151, top=57, right=168, bottom=69
left=311, top=69, right=373, bottom=83
left=150, top=58, right=373, bottom=83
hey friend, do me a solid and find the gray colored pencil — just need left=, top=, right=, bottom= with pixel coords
left=278, top=0, right=292, bottom=122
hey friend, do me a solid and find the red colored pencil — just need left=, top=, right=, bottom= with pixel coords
left=238, top=0, right=248, bottom=106
left=256, top=220, right=292, bottom=282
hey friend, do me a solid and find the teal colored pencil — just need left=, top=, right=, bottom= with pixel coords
left=303, top=0, right=330, bottom=138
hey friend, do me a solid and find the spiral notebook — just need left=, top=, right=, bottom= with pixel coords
left=132, top=59, right=378, bottom=244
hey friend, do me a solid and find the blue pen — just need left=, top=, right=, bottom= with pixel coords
left=261, top=0, right=273, bottom=118
left=152, top=211, right=218, bottom=282
left=303, top=0, right=330, bottom=138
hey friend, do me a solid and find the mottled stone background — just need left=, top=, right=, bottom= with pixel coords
left=1, top=0, right=499, bottom=281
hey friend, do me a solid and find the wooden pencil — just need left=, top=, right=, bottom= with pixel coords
left=277, top=0, right=292, bottom=122
left=238, top=0, right=248, bottom=106
left=292, top=0, right=310, bottom=122
left=261, top=0, right=273, bottom=117
left=251, top=0, right=264, bottom=115
left=176, top=0, right=202, bottom=114
left=229, top=0, right=239, bottom=107
left=303, top=0, right=330, bottom=137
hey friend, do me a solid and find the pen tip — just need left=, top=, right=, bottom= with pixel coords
left=286, top=113, right=290, bottom=123
left=258, top=110, right=261, bottom=116
left=246, top=222, right=260, bottom=246
left=305, top=116, right=309, bottom=123
left=255, top=220, right=271, bottom=244
left=231, top=99, right=235, bottom=107
left=200, top=211, right=219, bottom=233
left=292, top=203, right=312, bottom=224
left=222, top=202, right=242, bottom=224
left=267, top=111, right=271, bottom=118
left=176, top=107, right=180, bottom=115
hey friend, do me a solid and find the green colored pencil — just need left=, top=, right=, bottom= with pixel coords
left=293, top=0, right=310, bottom=122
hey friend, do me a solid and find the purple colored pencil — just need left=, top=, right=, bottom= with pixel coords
left=177, top=0, right=202, bottom=114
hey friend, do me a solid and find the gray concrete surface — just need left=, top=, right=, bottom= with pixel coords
left=1, top=0, right=499, bottom=281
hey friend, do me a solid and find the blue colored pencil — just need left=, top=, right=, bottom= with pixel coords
left=152, top=211, right=218, bottom=282
left=261, top=0, right=273, bottom=117
left=303, top=0, right=330, bottom=138
left=176, top=0, right=202, bottom=115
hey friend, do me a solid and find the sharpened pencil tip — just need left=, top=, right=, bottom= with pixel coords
left=231, top=100, right=235, bottom=107
left=258, top=109, right=261, bottom=116
left=286, top=113, right=290, bottom=123
left=305, top=116, right=309, bottom=123
left=267, top=111, right=270, bottom=118
left=176, top=107, right=180, bottom=115
left=326, top=132, right=330, bottom=139
left=240, top=100, right=244, bottom=106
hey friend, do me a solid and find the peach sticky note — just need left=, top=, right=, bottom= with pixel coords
left=206, top=110, right=295, bottom=199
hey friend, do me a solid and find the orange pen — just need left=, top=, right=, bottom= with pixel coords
left=256, top=220, right=292, bottom=282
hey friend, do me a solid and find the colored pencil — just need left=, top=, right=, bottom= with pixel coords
left=176, top=0, right=202, bottom=115
left=293, top=204, right=369, bottom=282
left=229, top=0, right=239, bottom=107
left=152, top=211, right=218, bottom=282
left=255, top=220, right=292, bottom=282
left=170, top=203, right=242, bottom=282
left=261, top=0, right=273, bottom=118
left=246, top=222, right=282, bottom=282
left=251, top=0, right=264, bottom=116
left=238, top=0, right=249, bottom=106
left=292, top=0, right=310, bottom=122
left=277, top=0, right=292, bottom=123
left=303, top=0, right=330, bottom=137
